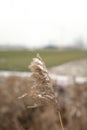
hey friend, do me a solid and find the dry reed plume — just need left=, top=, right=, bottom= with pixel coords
left=18, top=54, right=64, bottom=130
left=18, top=54, right=55, bottom=107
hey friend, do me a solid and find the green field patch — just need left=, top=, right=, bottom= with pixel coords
left=0, top=49, right=87, bottom=71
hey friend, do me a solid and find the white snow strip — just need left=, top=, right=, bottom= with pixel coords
left=0, top=71, right=30, bottom=77
left=0, top=71, right=87, bottom=85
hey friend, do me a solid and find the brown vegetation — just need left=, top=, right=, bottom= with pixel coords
left=0, top=76, right=87, bottom=130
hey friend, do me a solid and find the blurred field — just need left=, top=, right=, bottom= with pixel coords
left=0, top=49, right=87, bottom=71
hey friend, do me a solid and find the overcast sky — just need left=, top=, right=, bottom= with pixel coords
left=0, top=0, right=87, bottom=48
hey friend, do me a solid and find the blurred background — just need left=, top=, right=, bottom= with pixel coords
left=0, top=0, right=87, bottom=130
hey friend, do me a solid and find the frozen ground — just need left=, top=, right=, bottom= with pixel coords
left=49, top=59, right=87, bottom=85
left=49, top=59, right=87, bottom=76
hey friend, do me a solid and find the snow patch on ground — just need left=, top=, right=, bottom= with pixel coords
left=0, top=71, right=87, bottom=86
